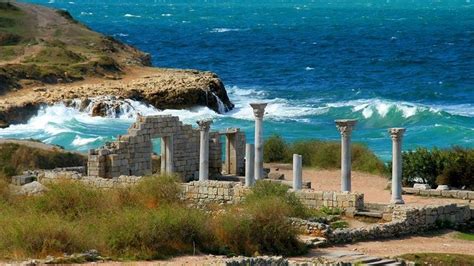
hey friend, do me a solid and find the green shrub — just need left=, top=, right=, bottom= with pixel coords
left=104, top=206, right=210, bottom=259
left=0, top=212, right=90, bottom=258
left=263, top=135, right=288, bottom=162
left=213, top=197, right=305, bottom=256
left=245, top=180, right=314, bottom=219
left=33, top=181, right=106, bottom=219
left=262, top=135, right=387, bottom=175
left=401, top=147, right=474, bottom=189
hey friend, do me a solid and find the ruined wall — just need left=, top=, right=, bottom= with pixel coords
left=404, top=187, right=474, bottom=200
left=327, top=203, right=473, bottom=244
left=88, top=115, right=235, bottom=181
left=294, top=190, right=364, bottom=211
left=88, top=115, right=199, bottom=181
left=209, top=132, right=222, bottom=178
left=180, top=181, right=364, bottom=210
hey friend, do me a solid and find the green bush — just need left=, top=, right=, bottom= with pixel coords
left=212, top=196, right=305, bottom=256
left=401, top=147, right=474, bottom=189
left=263, top=135, right=387, bottom=175
left=32, top=181, right=107, bottom=219
left=263, top=135, right=288, bottom=162
left=104, top=206, right=210, bottom=259
left=245, top=180, right=314, bottom=219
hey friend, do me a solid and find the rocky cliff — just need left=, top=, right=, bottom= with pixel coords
left=0, top=2, right=233, bottom=127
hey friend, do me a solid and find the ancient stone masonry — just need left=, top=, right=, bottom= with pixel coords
left=221, top=128, right=246, bottom=176
left=404, top=187, right=474, bottom=200
left=326, top=203, right=472, bottom=244
left=181, top=180, right=364, bottom=211
left=87, top=115, right=240, bottom=181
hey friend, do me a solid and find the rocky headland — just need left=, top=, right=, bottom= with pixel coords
left=0, top=2, right=233, bottom=127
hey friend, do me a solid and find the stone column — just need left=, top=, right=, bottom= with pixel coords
left=245, top=144, right=255, bottom=187
left=335, top=119, right=357, bottom=192
left=293, top=154, right=303, bottom=190
left=390, top=128, right=406, bottom=204
left=250, top=103, right=267, bottom=180
left=197, top=119, right=213, bottom=181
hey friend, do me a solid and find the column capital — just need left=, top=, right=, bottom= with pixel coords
left=250, top=103, right=268, bottom=118
left=335, top=119, right=357, bottom=137
left=197, top=119, right=213, bottom=131
left=389, top=128, right=406, bottom=141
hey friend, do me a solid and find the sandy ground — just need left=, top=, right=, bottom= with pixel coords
left=304, top=230, right=474, bottom=258
left=266, top=163, right=471, bottom=206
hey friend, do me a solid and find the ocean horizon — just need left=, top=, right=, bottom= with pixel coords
left=1, top=0, right=473, bottom=161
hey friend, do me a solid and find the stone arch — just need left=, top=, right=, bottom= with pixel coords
left=88, top=115, right=202, bottom=181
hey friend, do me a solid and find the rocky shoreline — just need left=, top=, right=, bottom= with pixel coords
left=0, top=2, right=234, bottom=127
left=0, top=67, right=234, bottom=127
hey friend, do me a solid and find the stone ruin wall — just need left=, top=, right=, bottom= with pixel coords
left=180, top=181, right=364, bottom=211
left=87, top=115, right=245, bottom=181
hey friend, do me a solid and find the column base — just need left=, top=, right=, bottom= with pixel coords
left=391, top=198, right=405, bottom=204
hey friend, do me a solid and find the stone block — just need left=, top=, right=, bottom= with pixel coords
left=413, top=183, right=431, bottom=190
left=457, top=191, right=468, bottom=199
left=11, top=174, right=36, bottom=186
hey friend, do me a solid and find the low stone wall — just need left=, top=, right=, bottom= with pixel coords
left=180, top=181, right=248, bottom=205
left=327, top=203, right=473, bottom=244
left=180, top=181, right=364, bottom=211
left=404, top=187, right=474, bottom=200
left=294, top=190, right=364, bottom=212
left=38, top=169, right=143, bottom=189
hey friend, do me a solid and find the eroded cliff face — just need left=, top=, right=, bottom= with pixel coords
left=0, top=67, right=234, bottom=127
left=0, top=3, right=234, bottom=127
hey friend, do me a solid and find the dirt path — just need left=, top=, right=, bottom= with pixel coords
left=305, top=230, right=474, bottom=258
left=266, top=163, right=470, bottom=206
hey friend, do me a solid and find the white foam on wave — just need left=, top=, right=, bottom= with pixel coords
left=226, top=86, right=326, bottom=122
left=210, top=28, right=248, bottom=33
left=327, top=99, right=429, bottom=119
left=72, top=136, right=101, bottom=146
left=161, top=13, right=172, bottom=17
left=124, top=14, right=141, bottom=18
left=80, top=12, right=93, bottom=16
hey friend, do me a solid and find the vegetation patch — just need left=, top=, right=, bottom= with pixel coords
left=399, top=147, right=474, bottom=189
left=0, top=176, right=313, bottom=260
left=0, top=143, right=86, bottom=181
left=263, top=135, right=387, bottom=175
left=398, top=253, right=474, bottom=266
left=455, top=231, right=474, bottom=241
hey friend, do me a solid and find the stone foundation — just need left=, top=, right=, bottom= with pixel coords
left=38, top=169, right=143, bottom=189
left=327, top=203, right=473, bottom=244
left=180, top=181, right=364, bottom=211
left=294, top=189, right=364, bottom=212
left=404, top=187, right=474, bottom=200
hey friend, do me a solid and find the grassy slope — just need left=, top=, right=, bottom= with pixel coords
left=0, top=143, right=86, bottom=181
left=0, top=2, right=150, bottom=91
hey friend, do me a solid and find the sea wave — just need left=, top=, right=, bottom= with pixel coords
left=210, top=28, right=248, bottom=33
left=124, top=14, right=141, bottom=18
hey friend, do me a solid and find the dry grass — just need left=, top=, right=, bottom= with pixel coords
left=0, top=176, right=308, bottom=260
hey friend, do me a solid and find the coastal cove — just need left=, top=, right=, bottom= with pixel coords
left=1, top=0, right=473, bottom=160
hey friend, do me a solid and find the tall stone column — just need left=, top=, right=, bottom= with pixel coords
left=293, top=154, right=303, bottom=190
left=245, top=144, right=255, bottom=187
left=390, top=128, right=406, bottom=204
left=250, top=103, right=267, bottom=180
left=197, top=119, right=213, bottom=181
left=335, top=119, right=357, bottom=192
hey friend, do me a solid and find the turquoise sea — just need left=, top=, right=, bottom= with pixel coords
left=1, top=0, right=473, bottom=160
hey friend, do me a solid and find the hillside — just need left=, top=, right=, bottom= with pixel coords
left=0, top=2, right=233, bottom=127
left=0, top=2, right=151, bottom=91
